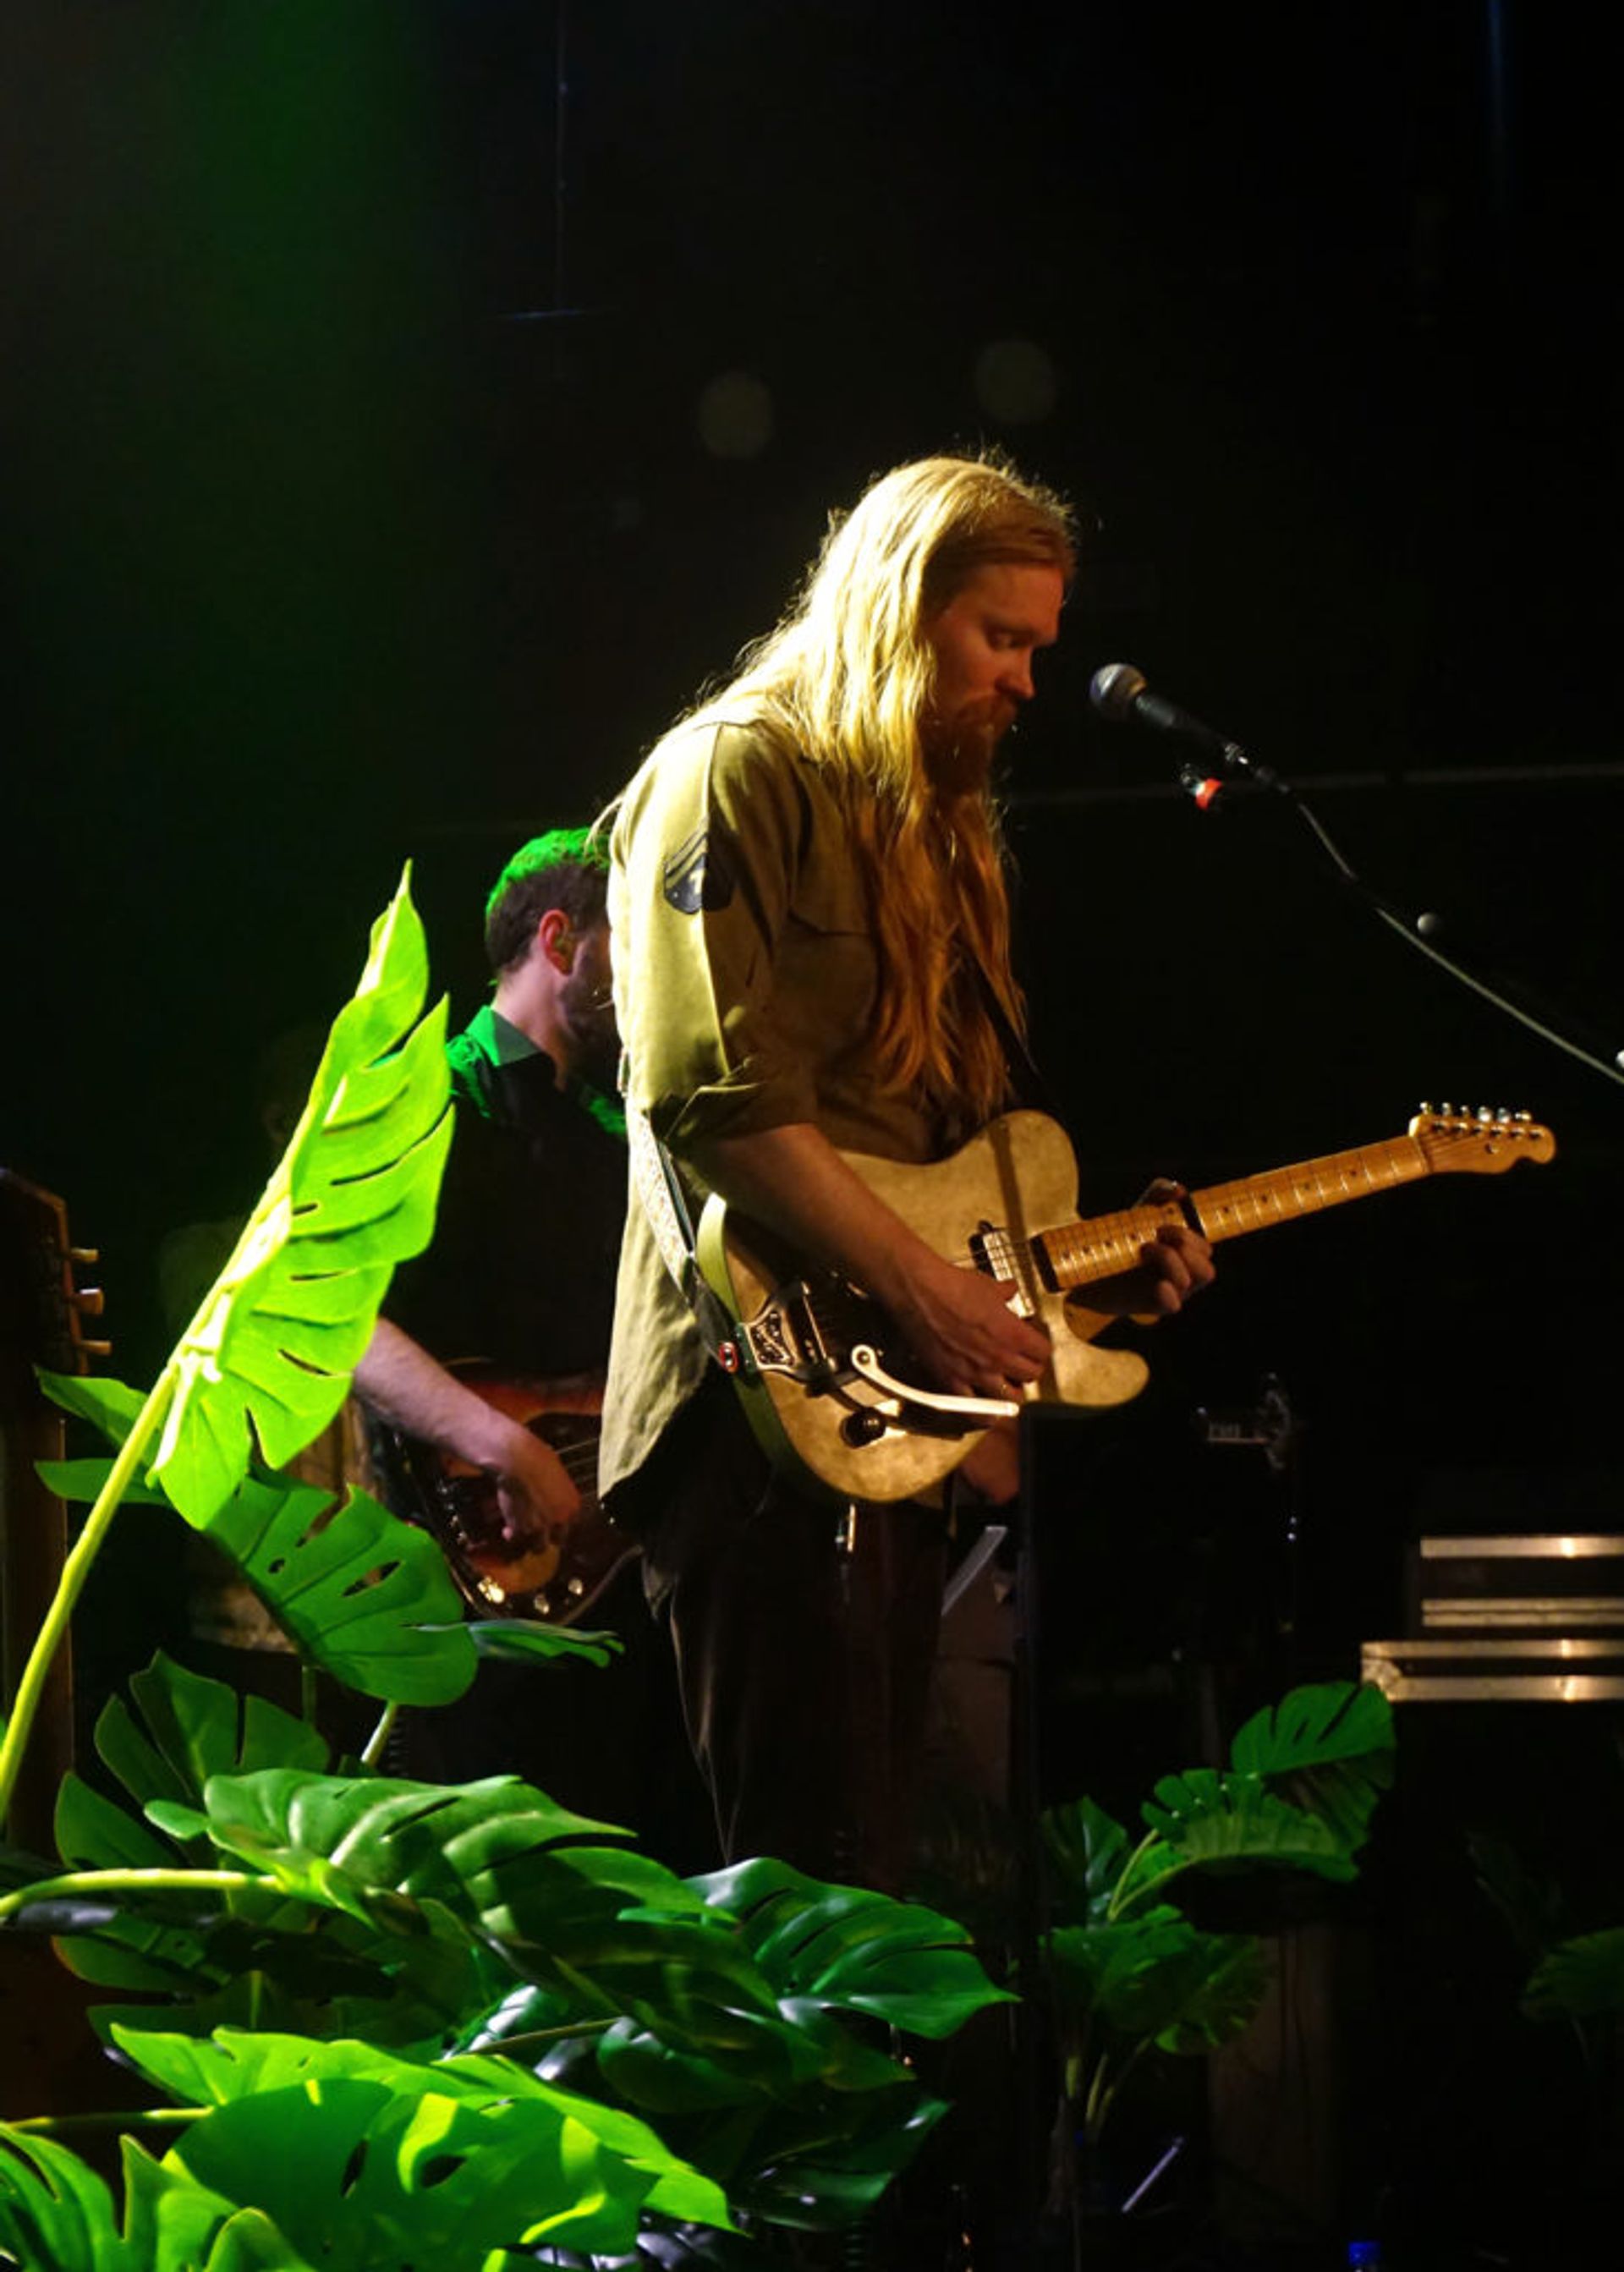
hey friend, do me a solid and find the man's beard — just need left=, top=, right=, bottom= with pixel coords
left=561, top=969, right=620, bottom=1089
left=922, top=699, right=1017, bottom=797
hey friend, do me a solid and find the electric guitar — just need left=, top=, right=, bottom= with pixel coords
left=696, top=1106, right=1555, bottom=1504
left=369, top=1369, right=637, bottom=1623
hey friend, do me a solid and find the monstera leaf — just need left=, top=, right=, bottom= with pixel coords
left=49, top=1653, right=329, bottom=1995
left=587, top=1858, right=1009, bottom=2120
left=1118, top=1684, right=1394, bottom=1901
left=151, top=869, right=452, bottom=1525
left=560, top=1863, right=1007, bottom=2233
left=140, top=2072, right=706, bottom=2269
left=112, top=2028, right=732, bottom=2251
left=144, top=1768, right=791, bottom=2061
left=205, top=1473, right=474, bottom=1704
left=694, top=1857, right=1013, bottom=2038
left=1138, top=1768, right=1357, bottom=1884
left=721, top=2083, right=950, bottom=2234
left=43, top=1661, right=500, bottom=2049
left=98, top=1654, right=331, bottom=1819
left=1, top=873, right=453, bottom=1827
left=34, top=1431, right=477, bottom=1705
left=1041, top=1796, right=1134, bottom=1926
left=1045, top=1913, right=1267, bottom=2053
left=1227, top=1681, right=1394, bottom=1852
left=0, top=2128, right=306, bottom=2272
left=52, top=1770, right=232, bottom=1995
left=1034, top=1681, right=1397, bottom=2162
left=1523, top=1926, right=1624, bottom=2021
left=0, top=2127, right=136, bottom=2272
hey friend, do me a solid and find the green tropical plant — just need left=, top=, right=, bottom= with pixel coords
left=1038, top=1679, right=1395, bottom=2154
left=1471, top=1825, right=1624, bottom=2127
left=0, top=872, right=1011, bottom=2270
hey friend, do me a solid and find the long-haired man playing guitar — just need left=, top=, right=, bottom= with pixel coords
left=601, top=454, right=1214, bottom=1894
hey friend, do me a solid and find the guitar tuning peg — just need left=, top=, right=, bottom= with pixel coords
left=1514, top=1109, right=1532, bottom=1122
left=1476, top=1105, right=1493, bottom=1122
left=1439, top=1100, right=1454, bottom=1117
left=1495, top=1107, right=1512, bottom=1123
left=69, top=1245, right=100, bottom=1265
left=78, top=1338, right=113, bottom=1359
left=72, top=1286, right=106, bottom=1316
left=1417, top=1100, right=1433, bottom=1117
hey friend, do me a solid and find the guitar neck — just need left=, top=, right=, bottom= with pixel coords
left=1040, top=1133, right=1430, bottom=1290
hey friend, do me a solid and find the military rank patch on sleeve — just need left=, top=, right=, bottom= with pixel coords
left=662, top=827, right=707, bottom=914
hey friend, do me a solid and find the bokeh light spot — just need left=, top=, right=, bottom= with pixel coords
left=696, top=370, right=776, bottom=459
left=972, top=338, right=1059, bottom=425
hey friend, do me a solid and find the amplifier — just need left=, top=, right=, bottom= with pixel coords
left=1362, top=1635, right=1624, bottom=1704
left=1363, top=1534, right=1624, bottom=1704
left=1411, top=1534, right=1624, bottom=1633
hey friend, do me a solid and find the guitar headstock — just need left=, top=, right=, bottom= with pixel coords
left=1408, top=1104, right=1556, bottom=1175
left=0, top=1169, right=112, bottom=1376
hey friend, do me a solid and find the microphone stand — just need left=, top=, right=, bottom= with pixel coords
left=1177, top=738, right=1624, bottom=1095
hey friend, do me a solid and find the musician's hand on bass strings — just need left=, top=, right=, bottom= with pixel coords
left=475, top=1411, right=583, bottom=1548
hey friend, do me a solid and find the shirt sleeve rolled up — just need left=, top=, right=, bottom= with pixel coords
left=612, top=719, right=824, bottom=1155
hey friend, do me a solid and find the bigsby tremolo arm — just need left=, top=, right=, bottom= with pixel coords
left=848, top=1346, right=1019, bottom=1425
left=738, top=1281, right=1018, bottom=1433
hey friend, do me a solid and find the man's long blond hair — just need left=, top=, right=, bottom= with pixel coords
left=693, top=452, right=1076, bottom=1126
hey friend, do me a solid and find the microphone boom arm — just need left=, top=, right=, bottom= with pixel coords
left=1088, top=660, right=1624, bottom=1094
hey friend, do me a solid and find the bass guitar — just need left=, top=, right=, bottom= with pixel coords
left=369, top=1369, right=637, bottom=1623
left=696, top=1105, right=1555, bottom=1504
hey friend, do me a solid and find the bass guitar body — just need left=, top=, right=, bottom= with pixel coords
left=370, top=1369, right=637, bottom=1623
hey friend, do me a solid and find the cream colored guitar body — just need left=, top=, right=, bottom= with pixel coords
left=696, top=1111, right=1150, bottom=1505
left=695, top=1104, right=1555, bottom=1506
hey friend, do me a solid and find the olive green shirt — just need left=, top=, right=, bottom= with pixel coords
left=600, top=716, right=946, bottom=1498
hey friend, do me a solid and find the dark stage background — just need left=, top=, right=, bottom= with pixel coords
left=4, top=0, right=1617, bottom=1585
left=3, top=3, right=1621, bottom=2248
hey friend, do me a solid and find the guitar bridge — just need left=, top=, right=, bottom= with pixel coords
left=739, top=1279, right=845, bottom=1386
left=739, top=1284, right=1019, bottom=1440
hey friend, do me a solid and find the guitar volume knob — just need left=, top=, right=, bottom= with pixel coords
left=841, top=1411, right=888, bottom=1447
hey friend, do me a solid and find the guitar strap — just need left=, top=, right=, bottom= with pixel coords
left=973, top=964, right=1064, bottom=1122
left=623, top=1089, right=748, bottom=1376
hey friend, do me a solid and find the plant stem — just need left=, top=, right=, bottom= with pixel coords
left=1109, top=1832, right=1189, bottom=1919
left=360, top=1701, right=398, bottom=1768
left=469, top=2021, right=617, bottom=2055
left=0, top=1868, right=271, bottom=1926
left=1084, top=2037, right=1149, bottom=2147
left=8, top=2109, right=203, bottom=2136
left=0, top=1371, right=178, bottom=1834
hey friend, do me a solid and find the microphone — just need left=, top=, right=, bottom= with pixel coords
left=1089, top=661, right=1276, bottom=805
left=1089, top=662, right=1238, bottom=762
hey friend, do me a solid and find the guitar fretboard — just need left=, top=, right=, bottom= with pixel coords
left=1039, top=1135, right=1428, bottom=1290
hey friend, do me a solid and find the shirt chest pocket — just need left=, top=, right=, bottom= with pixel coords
left=776, top=849, right=878, bottom=1051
